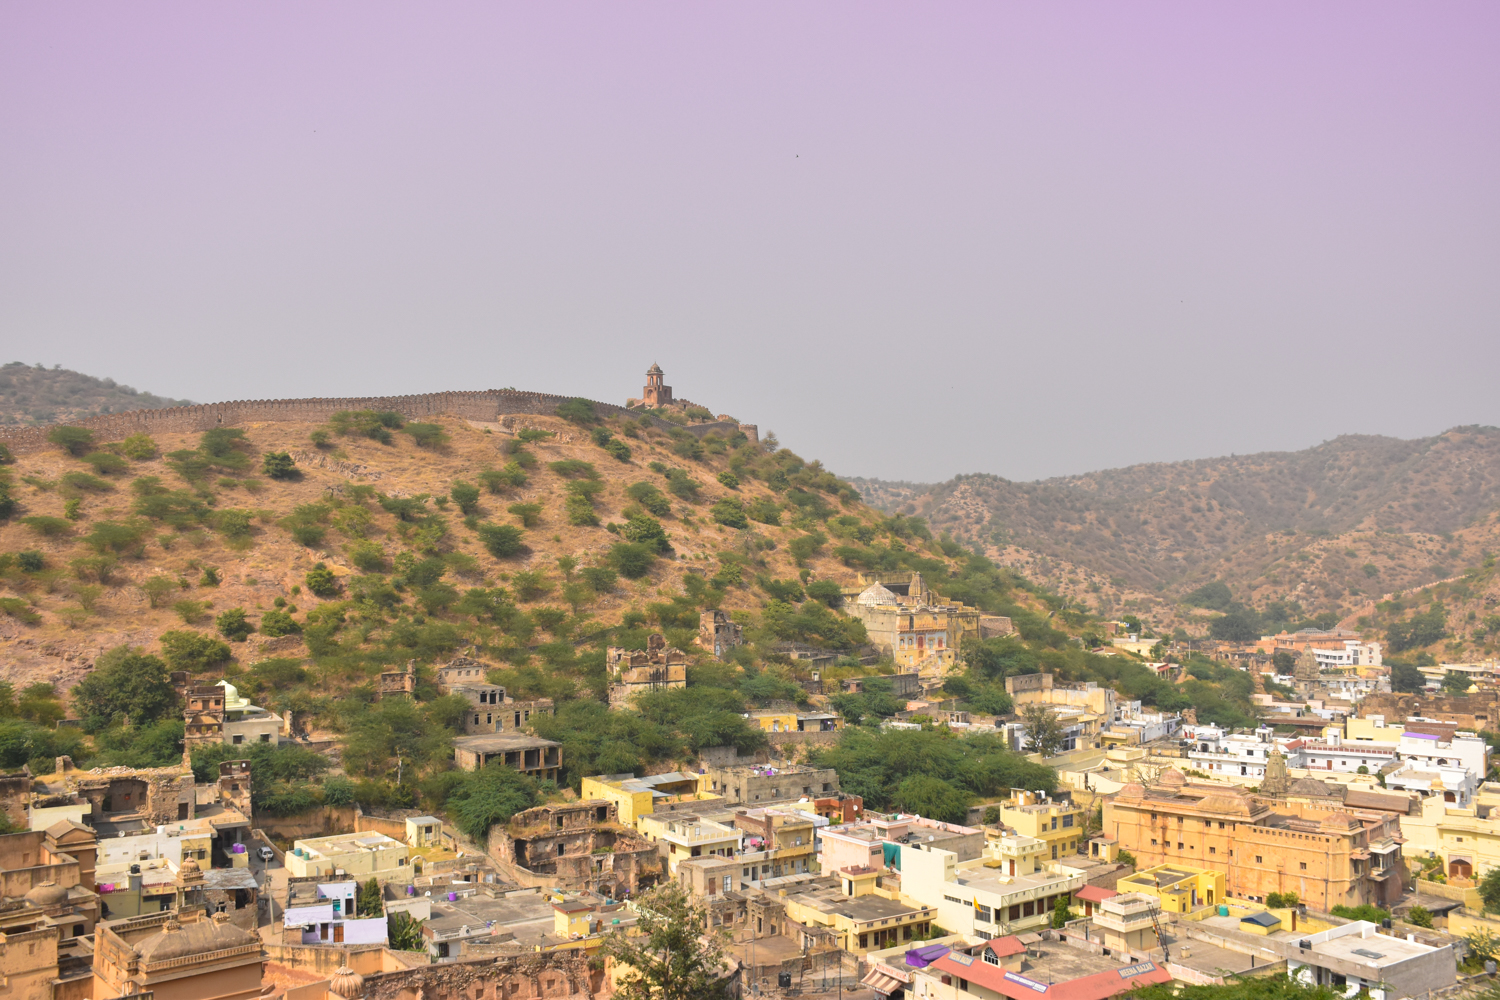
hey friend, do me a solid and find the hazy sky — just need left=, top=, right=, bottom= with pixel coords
left=3, top=4, right=1497, bottom=483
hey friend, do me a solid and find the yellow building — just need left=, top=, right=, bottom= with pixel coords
left=285, top=832, right=408, bottom=878
left=776, top=881, right=936, bottom=955
left=578, top=772, right=715, bottom=830
left=637, top=815, right=742, bottom=875
left=997, top=791, right=1085, bottom=861
left=745, top=709, right=845, bottom=734
left=1116, top=864, right=1225, bottom=913
left=553, top=901, right=593, bottom=940
left=1345, top=716, right=1403, bottom=745
left=843, top=573, right=982, bottom=674
left=1400, top=786, right=1500, bottom=880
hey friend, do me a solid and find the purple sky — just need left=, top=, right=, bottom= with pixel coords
left=3, top=4, right=1497, bottom=482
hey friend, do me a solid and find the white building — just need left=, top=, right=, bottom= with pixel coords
left=283, top=879, right=387, bottom=946
left=1397, top=731, right=1489, bottom=777
left=1311, top=641, right=1383, bottom=670
left=898, top=840, right=1085, bottom=941
left=1286, top=733, right=1398, bottom=775
left=1187, top=726, right=1282, bottom=779
left=1288, top=919, right=1454, bottom=1000
left=1384, top=761, right=1478, bottom=807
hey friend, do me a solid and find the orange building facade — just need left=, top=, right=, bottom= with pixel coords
left=1102, top=770, right=1406, bottom=911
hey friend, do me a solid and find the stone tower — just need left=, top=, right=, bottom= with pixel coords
left=1294, top=648, right=1320, bottom=686
left=641, top=363, right=673, bottom=408
left=1260, top=748, right=1290, bottom=798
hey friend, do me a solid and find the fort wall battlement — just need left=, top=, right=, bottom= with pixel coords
left=0, top=388, right=758, bottom=454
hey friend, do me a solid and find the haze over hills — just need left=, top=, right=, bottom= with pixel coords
left=0, top=362, right=194, bottom=426
left=853, top=427, right=1500, bottom=638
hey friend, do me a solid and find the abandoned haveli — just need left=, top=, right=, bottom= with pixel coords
left=0, top=365, right=1492, bottom=1000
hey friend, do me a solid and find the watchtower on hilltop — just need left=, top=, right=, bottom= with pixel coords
left=641, top=363, right=673, bottom=408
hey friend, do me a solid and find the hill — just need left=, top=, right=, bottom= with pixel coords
left=0, top=362, right=194, bottom=426
left=852, top=427, right=1500, bottom=648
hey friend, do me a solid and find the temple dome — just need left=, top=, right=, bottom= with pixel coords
left=856, top=582, right=897, bottom=606
left=331, top=966, right=366, bottom=999
left=136, top=917, right=257, bottom=965
left=25, top=881, right=68, bottom=906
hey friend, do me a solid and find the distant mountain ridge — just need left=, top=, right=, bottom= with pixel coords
left=0, top=362, right=193, bottom=426
left=851, top=426, right=1500, bottom=617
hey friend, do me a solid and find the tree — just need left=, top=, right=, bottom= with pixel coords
left=388, top=912, right=425, bottom=951
left=1442, top=671, right=1472, bottom=696
left=1051, top=893, right=1074, bottom=928
left=160, top=630, right=233, bottom=672
left=262, top=452, right=297, bottom=479
left=139, top=575, right=176, bottom=608
left=450, top=481, right=481, bottom=515
left=1183, top=580, right=1233, bottom=611
left=478, top=523, right=526, bottom=558
left=1480, top=867, right=1500, bottom=914
left=604, top=880, right=730, bottom=1000
left=404, top=422, right=449, bottom=449
left=1407, top=904, right=1433, bottom=928
left=445, top=763, right=541, bottom=840
left=358, top=877, right=382, bottom=917
left=555, top=398, right=598, bottom=425
left=1209, top=609, right=1262, bottom=642
left=1021, top=703, right=1066, bottom=758
left=305, top=564, right=339, bottom=597
left=216, top=607, right=254, bottom=642
left=72, top=646, right=179, bottom=732
left=507, top=503, right=542, bottom=528
left=260, top=609, right=302, bottom=637
left=1391, top=662, right=1426, bottom=693
left=1272, top=650, right=1296, bottom=674
left=47, top=425, right=95, bottom=456
left=610, top=542, right=657, bottom=579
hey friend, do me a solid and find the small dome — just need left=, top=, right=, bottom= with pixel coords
left=1156, top=768, right=1187, bottom=789
left=856, top=582, right=897, bottom=606
left=25, top=881, right=68, bottom=906
left=180, top=857, right=200, bottom=874
left=330, top=966, right=366, bottom=999
left=647, top=362, right=664, bottom=375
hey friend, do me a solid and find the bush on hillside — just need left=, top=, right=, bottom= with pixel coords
left=48, top=426, right=95, bottom=456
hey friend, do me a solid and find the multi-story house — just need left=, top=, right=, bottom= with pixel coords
left=898, top=839, right=1085, bottom=940
left=1102, top=769, right=1405, bottom=910
left=997, top=791, right=1085, bottom=861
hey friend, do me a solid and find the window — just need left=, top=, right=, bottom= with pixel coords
left=1151, top=839, right=1158, bottom=846
left=1062, top=815, right=1075, bottom=828
left=1300, top=862, right=1307, bottom=870
left=1209, top=847, right=1216, bottom=855
left=1255, top=856, right=1263, bottom=864
left=1009, top=905, right=1021, bottom=920
left=1177, top=843, right=1184, bottom=850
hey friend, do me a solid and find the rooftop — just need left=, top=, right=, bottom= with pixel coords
left=453, top=733, right=561, bottom=753
left=294, top=832, right=405, bottom=857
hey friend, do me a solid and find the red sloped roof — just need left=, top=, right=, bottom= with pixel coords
left=1074, top=885, right=1118, bottom=904
left=929, top=953, right=1172, bottom=1000
left=987, top=936, right=1027, bottom=958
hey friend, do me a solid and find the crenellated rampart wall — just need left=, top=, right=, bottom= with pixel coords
left=0, top=389, right=758, bottom=453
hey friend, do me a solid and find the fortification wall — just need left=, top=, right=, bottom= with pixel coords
left=0, top=388, right=759, bottom=453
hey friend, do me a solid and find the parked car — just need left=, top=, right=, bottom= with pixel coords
left=258, top=846, right=276, bottom=862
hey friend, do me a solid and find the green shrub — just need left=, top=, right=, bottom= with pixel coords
left=580, top=566, right=617, bottom=593
left=609, top=542, right=657, bottom=578
left=716, top=471, right=739, bottom=489
left=516, top=428, right=554, bottom=443
left=479, top=465, right=528, bottom=493
left=672, top=436, right=703, bottom=461
left=19, top=516, right=72, bottom=537
left=0, top=443, right=13, bottom=464
left=117, top=433, right=158, bottom=460
left=83, top=521, right=150, bottom=556
left=805, top=580, right=843, bottom=608
left=788, top=531, right=826, bottom=564
left=622, top=513, right=671, bottom=553
left=477, top=523, right=526, bottom=558
left=260, top=609, right=302, bottom=637
left=0, top=598, right=41, bottom=625
left=548, top=460, right=598, bottom=479
left=377, top=494, right=430, bottom=522
left=1407, top=904, right=1433, bottom=928
left=710, top=498, right=748, bottom=529
left=626, top=482, right=672, bottom=517
left=173, top=599, right=210, bottom=625
left=510, top=571, right=552, bottom=602
left=555, top=398, right=597, bottom=425
left=305, top=564, right=340, bottom=597
left=759, top=577, right=804, bottom=602
left=565, top=495, right=600, bottom=527
left=160, top=630, right=233, bottom=672
left=507, top=503, right=543, bottom=528
left=604, top=438, right=632, bottom=462
left=214, top=509, right=254, bottom=540
left=216, top=608, right=254, bottom=642
left=450, top=481, right=481, bottom=515
left=663, top=469, right=700, bottom=501
left=83, top=452, right=129, bottom=475
left=139, top=575, right=177, bottom=608
left=747, top=496, right=782, bottom=526
left=262, top=452, right=297, bottom=479
left=405, top=423, right=449, bottom=449
left=60, top=471, right=113, bottom=494
left=47, top=426, right=95, bottom=456
left=348, top=541, right=388, bottom=572
left=330, top=410, right=404, bottom=443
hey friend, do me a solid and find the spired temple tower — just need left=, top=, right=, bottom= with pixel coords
left=641, top=363, right=673, bottom=407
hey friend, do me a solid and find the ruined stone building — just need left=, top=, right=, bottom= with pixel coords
left=182, top=681, right=283, bottom=757
left=1103, top=769, right=1406, bottom=911
left=287, top=951, right=616, bottom=1000
left=843, top=573, right=982, bottom=674
left=605, top=634, right=688, bottom=708
left=486, top=801, right=661, bottom=896
left=378, top=662, right=416, bottom=700
left=698, top=609, right=744, bottom=660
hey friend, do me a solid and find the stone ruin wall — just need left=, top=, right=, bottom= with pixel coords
left=0, top=388, right=759, bottom=455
